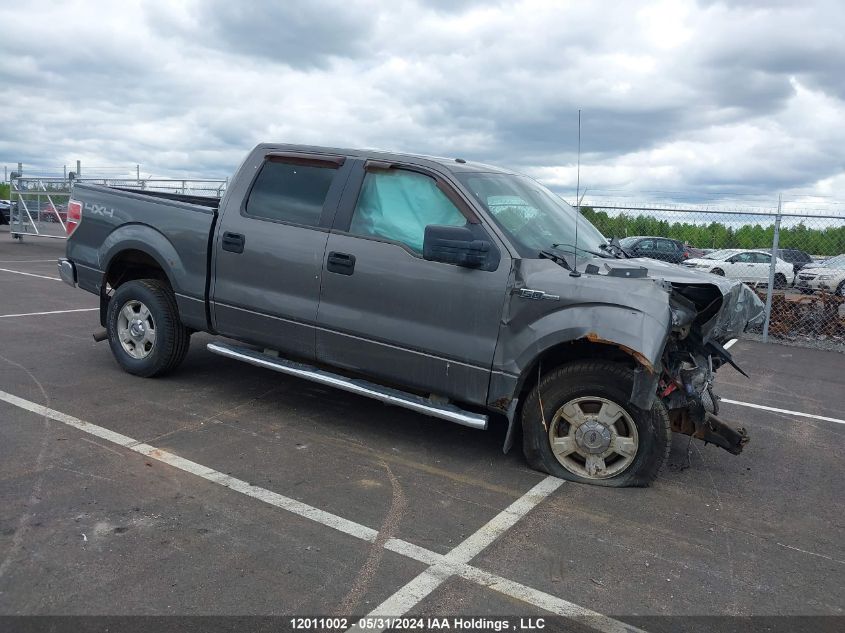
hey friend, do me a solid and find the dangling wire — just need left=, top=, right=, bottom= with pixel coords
left=537, top=360, right=548, bottom=432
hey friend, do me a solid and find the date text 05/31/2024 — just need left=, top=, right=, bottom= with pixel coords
left=290, top=617, right=547, bottom=630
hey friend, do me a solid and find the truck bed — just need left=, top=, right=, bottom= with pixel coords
left=111, top=187, right=222, bottom=209
left=66, top=182, right=219, bottom=331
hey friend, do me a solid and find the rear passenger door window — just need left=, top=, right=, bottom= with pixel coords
left=654, top=239, right=677, bottom=260
left=348, top=169, right=467, bottom=253
left=245, top=159, right=338, bottom=227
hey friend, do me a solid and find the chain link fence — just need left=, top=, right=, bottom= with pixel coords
left=579, top=198, right=845, bottom=352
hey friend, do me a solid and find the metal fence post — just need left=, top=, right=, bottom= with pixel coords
left=762, top=194, right=782, bottom=342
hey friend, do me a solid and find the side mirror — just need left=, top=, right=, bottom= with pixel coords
left=423, top=225, right=492, bottom=269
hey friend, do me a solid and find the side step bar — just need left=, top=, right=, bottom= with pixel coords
left=206, top=342, right=488, bottom=430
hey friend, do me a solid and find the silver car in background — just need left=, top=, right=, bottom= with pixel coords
left=795, top=254, right=845, bottom=295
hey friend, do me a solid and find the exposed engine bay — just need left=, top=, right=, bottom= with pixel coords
left=659, top=281, right=765, bottom=455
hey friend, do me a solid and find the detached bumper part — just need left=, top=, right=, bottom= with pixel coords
left=668, top=407, right=750, bottom=455
left=57, top=258, right=76, bottom=287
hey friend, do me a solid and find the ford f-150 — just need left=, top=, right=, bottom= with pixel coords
left=58, top=144, right=764, bottom=486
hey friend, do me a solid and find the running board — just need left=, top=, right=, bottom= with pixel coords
left=206, top=342, right=488, bottom=430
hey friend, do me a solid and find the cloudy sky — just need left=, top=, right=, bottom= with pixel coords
left=1, top=0, right=844, bottom=208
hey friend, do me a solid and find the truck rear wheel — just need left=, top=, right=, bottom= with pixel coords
left=521, top=361, right=670, bottom=487
left=106, top=279, right=190, bottom=377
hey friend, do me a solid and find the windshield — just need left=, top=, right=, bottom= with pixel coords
left=456, top=173, right=607, bottom=257
left=821, top=254, right=845, bottom=270
left=703, top=249, right=739, bottom=260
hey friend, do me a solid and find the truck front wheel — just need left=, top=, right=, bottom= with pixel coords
left=106, top=279, right=191, bottom=377
left=521, top=361, right=670, bottom=487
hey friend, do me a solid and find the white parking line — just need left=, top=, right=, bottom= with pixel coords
left=0, top=308, right=98, bottom=319
left=721, top=398, right=845, bottom=425
left=0, top=267, right=60, bottom=281
left=354, top=477, right=564, bottom=631
left=0, top=259, right=58, bottom=263
left=0, top=389, right=641, bottom=633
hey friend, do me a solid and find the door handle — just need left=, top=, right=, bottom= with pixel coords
left=222, top=232, right=245, bottom=253
left=327, top=251, right=355, bottom=275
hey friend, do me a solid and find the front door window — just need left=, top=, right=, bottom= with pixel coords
left=349, top=170, right=466, bottom=253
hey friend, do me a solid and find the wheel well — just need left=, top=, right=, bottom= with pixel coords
left=515, top=339, right=639, bottom=407
left=105, top=249, right=169, bottom=290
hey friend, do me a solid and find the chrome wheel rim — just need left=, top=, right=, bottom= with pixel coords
left=117, top=300, right=156, bottom=359
left=548, top=396, right=639, bottom=480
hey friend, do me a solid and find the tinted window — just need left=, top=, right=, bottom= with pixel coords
left=780, top=250, right=810, bottom=263
left=755, top=253, right=772, bottom=263
left=637, top=239, right=655, bottom=252
left=349, top=170, right=466, bottom=252
left=655, top=239, right=677, bottom=253
left=245, top=160, right=337, bottom=226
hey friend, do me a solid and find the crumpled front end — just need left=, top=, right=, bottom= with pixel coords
left=554, top=256, right=766, bottom=456
left=659, top=273, right=765, bottom=455
left=497, top=257, right=765, bottom=457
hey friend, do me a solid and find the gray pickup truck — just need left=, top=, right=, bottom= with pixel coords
left=59, top=143, right=764, bottom=487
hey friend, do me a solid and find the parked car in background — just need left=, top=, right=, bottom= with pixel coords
left=0, top=199, right=10, bottom=225
left=773, top=248, right=813, bottom=275
left=683, top=249, right=795, bottom=288
left=795, top=254, right=845, bottom=295
left=684, top=243, right=707, bottom=259
left=618, top=236, right=688, bottom=264
left=43, top=203, right=68, bottom=223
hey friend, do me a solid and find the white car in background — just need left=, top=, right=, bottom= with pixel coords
left=795, top=254, right=845, bottom=295
left=683, top=249, right=795, bottom=288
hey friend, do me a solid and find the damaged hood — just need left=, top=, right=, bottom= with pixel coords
left=498, top=256, right=764, bottom=381
left=576, top=257, right=766, bottom=343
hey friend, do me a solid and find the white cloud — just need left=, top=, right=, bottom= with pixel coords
left=0, top=0, right=842, bottom=208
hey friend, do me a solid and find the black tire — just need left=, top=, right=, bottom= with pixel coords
left=106, top=279, right=191, bottom=377
left=837, top=281, right=845, bottom=297
left=774, top=273, right=787, bottom=289
left=521, top=361, right=671, bottom=487
left=711, top=268, right=724, bottom=276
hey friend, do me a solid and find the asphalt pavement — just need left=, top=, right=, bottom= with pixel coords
left=0, top=228, right=842, bottom=631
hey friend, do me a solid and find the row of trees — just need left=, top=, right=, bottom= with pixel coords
left=580, top=207, right=845, bottom=257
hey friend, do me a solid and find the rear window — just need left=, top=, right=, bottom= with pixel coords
left=245, top=160, right=337, bottom=227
